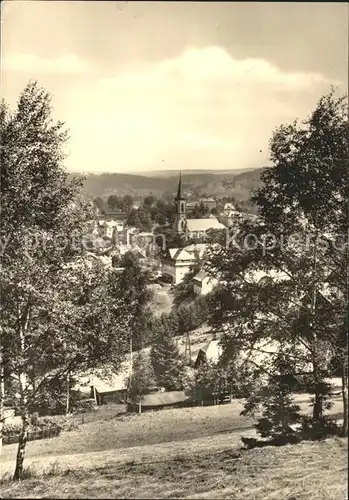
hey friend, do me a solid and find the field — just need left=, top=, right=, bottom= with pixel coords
left=1, top=396, right=347, bottom=498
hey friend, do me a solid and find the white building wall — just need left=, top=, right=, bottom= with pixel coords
left=175, top=263, right=191, bottom=285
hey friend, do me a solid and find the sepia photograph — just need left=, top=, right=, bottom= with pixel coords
left=0, top=1, right=348, bottom=498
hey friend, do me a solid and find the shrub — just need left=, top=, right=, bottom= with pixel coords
left=72, top=398, right=96, bottom=414
left=300, top=415, right=341, bottom=441
left=242, top=372, right=302, bottom=442
left=3, top=418, right=62, bottom=445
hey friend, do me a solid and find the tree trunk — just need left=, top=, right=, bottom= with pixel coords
left=138, top=397, right=142, bottom=414
left=341, top=360, right=348, bottom=437
left=13, top=308, right=30, bottom=481
left=13, top=372, right=29, bottom=481
left=0, top=359, right=5, bottom=460
left=312, top=368, right=323, bottom=421
left=13, top=407, right=29, bottom=480
left=66, top=371, right=70, bottom=415
left=310, top=232, right=323, bottom=422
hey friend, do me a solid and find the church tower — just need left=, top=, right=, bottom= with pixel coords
left=173, top=172, right=187, bottom=233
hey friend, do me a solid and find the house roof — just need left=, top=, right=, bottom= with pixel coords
left=186, top=218, right=226, bottom=232
left=77, top=363, right=131, bottom=393
left=238, top=339, right=312, bottom=372
left=197, top=340, right=222, bottom=363
left=224, top=203, right=236, bottom=210
left=169, top=248, right=196, bottom=261
left=193, top=269, right=209, bottom=282
left=185, top=243, right=207, bottom=257
left=141, top=391, right=188, bottom=407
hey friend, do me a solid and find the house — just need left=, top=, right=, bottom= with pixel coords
left=217, top=203, right=242, bottom=227
left=116, top=243, right=147, bottom=264
left=202, top=198, right=216, bottom=212
left=185, top=218, right=226, bottom=239
left=194, top=340, right=222, bottom=368
left=186, top=201, right=197, bottom=215
left=193, top=269, right=218, bottom=295
left=161, top=247, right=196, bottom=284
left=93, top=219, right=125, bottom=239
left=76, top=364, right=130, bottom=405
left=184, top=242, right=208, bottom=259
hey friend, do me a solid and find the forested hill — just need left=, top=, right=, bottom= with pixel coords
left=70, top=167, right=266, bottom=201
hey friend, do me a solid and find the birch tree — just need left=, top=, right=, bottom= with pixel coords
left=0, top=82, right=132, bottom=478
left=207, top=91, right=348, bottom=434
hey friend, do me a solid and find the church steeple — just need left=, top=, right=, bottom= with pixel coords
left=175, top=171, right=184, bottom=200
left=173, top=171, right=187, bottom=233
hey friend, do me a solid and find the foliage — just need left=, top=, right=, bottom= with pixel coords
left=0, top=82, right=143, bottom=479
left=190, top=201, right=210, bottom=219
left=126, top=352, right=156, bottom=405
left=241, top=355, right=302, bottom=440
left=93, top=196, right=106, bottom=214
left=173, top=260, right=202, bottom=308
left=3, top=419, right=62, bottom=445
left=29, top=375, right=84, bottom=416
left=118, top=251, right=153, bottom=350
left=206, top=90, right=349, bottom=439
left=150, top=330, right=186, bottom=390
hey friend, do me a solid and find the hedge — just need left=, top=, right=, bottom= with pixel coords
left=3, top=418, right=62, bottom=445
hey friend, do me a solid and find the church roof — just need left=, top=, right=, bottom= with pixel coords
left=186, top=218, right=226, bottom=232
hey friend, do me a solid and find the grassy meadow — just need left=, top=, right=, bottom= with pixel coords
left=1, top=394, right=347, bottom=498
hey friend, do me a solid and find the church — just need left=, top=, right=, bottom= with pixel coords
left=172, top=173, right=226, bottom=239
left=160, top=174, right=226, bottom=285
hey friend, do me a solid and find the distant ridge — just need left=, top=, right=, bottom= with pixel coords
left=69, top=166, right=260, bottom=178
left=70, top=166, right=267, bottom=200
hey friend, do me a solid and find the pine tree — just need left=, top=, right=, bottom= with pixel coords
left=150, top=329, right=186, bottom=391
left=127, top=352, right=155, bottom=413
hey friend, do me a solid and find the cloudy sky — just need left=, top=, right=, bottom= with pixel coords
left=2, top=1, right=348, bottom=173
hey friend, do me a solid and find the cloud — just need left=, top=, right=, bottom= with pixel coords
left=59, top=46, right=339, bottom=172
left=2, top=54, right=94, bottom=74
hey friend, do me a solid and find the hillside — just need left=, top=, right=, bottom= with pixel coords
left=1, top=404, right=346, bottom=498
left=71, top=167, right=267, bottom=200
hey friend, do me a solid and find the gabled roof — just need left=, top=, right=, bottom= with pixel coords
left=77, top=362, right=131, bottom=393
left=224, top=203, right=236, bottom=211
left=169, top=248, right=196, bottom=261
left=186, top=218, right=226, bottom=232
left=193, top=269, right=209, bottom=282
left=185, top=243, right=207, bottom=257
left=197, top=340, right=222, bottom=363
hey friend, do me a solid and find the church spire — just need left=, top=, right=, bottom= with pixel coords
left=175, top=171, right=184, bottom=200
left=173, top=171, right=186, bottom=233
